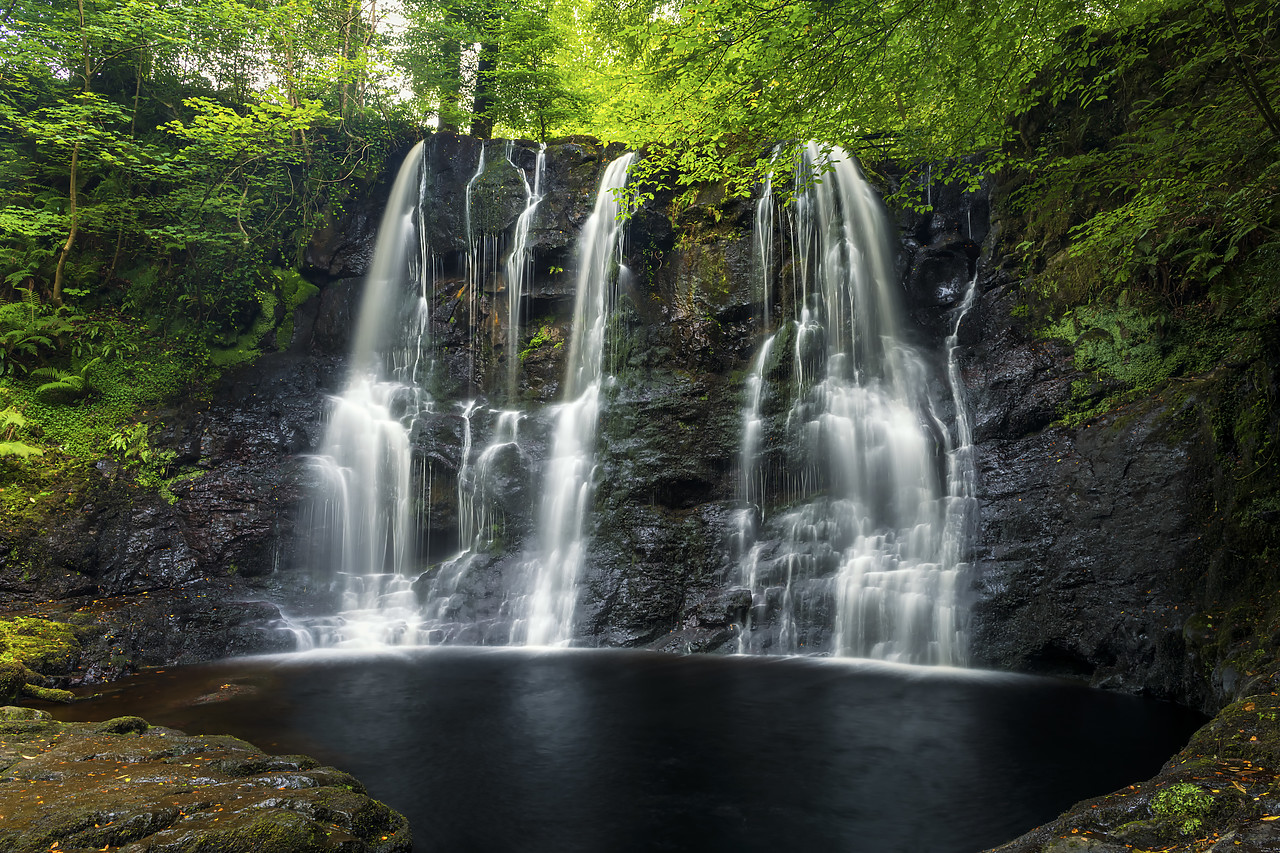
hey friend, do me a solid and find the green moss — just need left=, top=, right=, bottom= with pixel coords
left=274, top=268, right=320, bottom=350
left=20, top=683, right=73, bottom=702
left=0, top=660, right=27, bottom=700
left=1150, top=783, right=1215, bottom=835
left=158, top=469, right=203, bottom=505
left=520, top=322, right=557, bottom=361
left=95, top=715, right=150, bottom=734
left=0, top=617, right=79, bottom=704
left=209, top=286, right=277, bottom=370
left=0, top=616, right=80, bottom=672
left=218, top=811, right=331, bottom=852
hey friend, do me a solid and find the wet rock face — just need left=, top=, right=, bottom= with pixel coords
left=965, top=405, right=1207, bottom=702
left=0, top=707, right=410, bottom=853
left=16, top=579, right=301, bottom=685
left=955, top=264, right=1211, bottom=705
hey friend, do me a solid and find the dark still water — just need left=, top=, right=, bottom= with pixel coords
left=48, top=649, right=1203, bottom=853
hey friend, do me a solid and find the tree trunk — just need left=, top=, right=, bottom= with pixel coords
left=437, top=4, right=464, bottom=132
left=1219, top=0, right=1280, bottom=142
left=55, top=0, right=91, bottom=307
left=472, top=40, right=497, bottom=139
left=340, top=3, right=353, bottom=119
left=52, top=141, right=79, bottom=307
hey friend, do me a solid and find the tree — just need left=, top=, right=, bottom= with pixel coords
left=575, top=0, right=1163, bottom=184
left=397, top=0, right=583, bottom=139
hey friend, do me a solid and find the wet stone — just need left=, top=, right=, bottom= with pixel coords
left=0, top=706, right=410, bottom=853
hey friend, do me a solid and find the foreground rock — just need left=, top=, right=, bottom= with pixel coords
left=987, top=675, right=1280, bottom=853
left=0, top=706, right=410, bottom=852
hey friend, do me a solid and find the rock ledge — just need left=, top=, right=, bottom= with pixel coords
left=0, top=706, right=410, bottom=852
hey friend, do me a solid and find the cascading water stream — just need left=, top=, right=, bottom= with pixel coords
left=734, top=143, right=974, bottom=664
left=505, top=143, right=546, bottom=402
left=941, top=271, right=980, bottom=595
left=735, top=333, right=776, bottom=653
left=409, top=144, right=549, bottom=644
left=753, top=156, right=776, bottom=330
left=462, top=143, right=490, bottom=383
left=304, top=141, right=433, bottom=647
left=521, top=152, right=636, bottom=647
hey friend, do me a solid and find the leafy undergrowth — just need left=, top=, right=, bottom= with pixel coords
left=996, top=0, right=1280, bottom=431
left=0, top=311, right=202, bottom=516
left=1033, top=243, right=1280, bottom=431
left=0, top=269, right=315, bottom=506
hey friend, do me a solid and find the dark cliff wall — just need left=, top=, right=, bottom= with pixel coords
left=960, top=265, right=1212, bottom=706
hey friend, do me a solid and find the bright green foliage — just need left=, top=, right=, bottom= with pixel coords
left=1151, top=783, right=1216, bottom=835
left=0, top=0, right=414, bottom=498
left=0, top=408, right=42, bottom=460
left=1008, top=0, right=1279, bottom=306
left=0, top=0, right=407, bottom=332
left=572, top=0, right=1163, bottom=193
left=398, top=0, right=586, bottom=138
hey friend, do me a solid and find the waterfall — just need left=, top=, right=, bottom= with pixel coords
left=940, top=272, right=980, bottom=651
left=753, top=159, right=776, bottom=330
left=735, top=142, right=973, bottom=664
left=409, top=140, right=550, bottom=637
left=290, top=140, right=975, bottom=659
left=506, top=143, right=547, bottom=402
left=304, top=141, right=433, bottom=647
left=521, top=152, right=636, bottom=647
left=735, top=333, right=777, bottom=653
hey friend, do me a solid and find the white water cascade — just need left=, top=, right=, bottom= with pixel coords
left=734, top=143, right=975, bottom=664
left=304, top=141, right=433, bottom=647
left=520, top=152, right=636, bottom=647
left=408, top=143, right=549, bottom=646
left=734, top=333, right=777, bottom=653
left=505, top=143, right=547, bottom=401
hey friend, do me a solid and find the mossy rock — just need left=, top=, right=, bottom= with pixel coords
left=94, top=715, right=149, bottom=734
left=0, top=616, right=80, bottom=672
left=0, top=706, right=50, bottom=721
left=0, top=716, right=412, bottom=852
left=0, top=617, right=81, bottom=704
left=468, top=158, right=528, bottom=235
left=0, top=660, right=27, bottom=702
left=20, top=683, right=74, bottom=703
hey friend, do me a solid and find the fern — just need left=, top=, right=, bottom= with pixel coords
left=0, top=441, right=43, bottom=460
left=0, top=408, right=26, bottom=436
left=31, top=357, right=99, bottom=402
left=0, top=408, right=40, bottom=460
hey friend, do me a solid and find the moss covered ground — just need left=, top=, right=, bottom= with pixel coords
left=0, top=616, right=80, bottom=702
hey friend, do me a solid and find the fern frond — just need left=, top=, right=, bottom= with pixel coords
left=0, top=441, right=42, bottom=459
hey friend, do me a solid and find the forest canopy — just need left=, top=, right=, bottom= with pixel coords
left=0, top=0, right=1276, bottom=470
